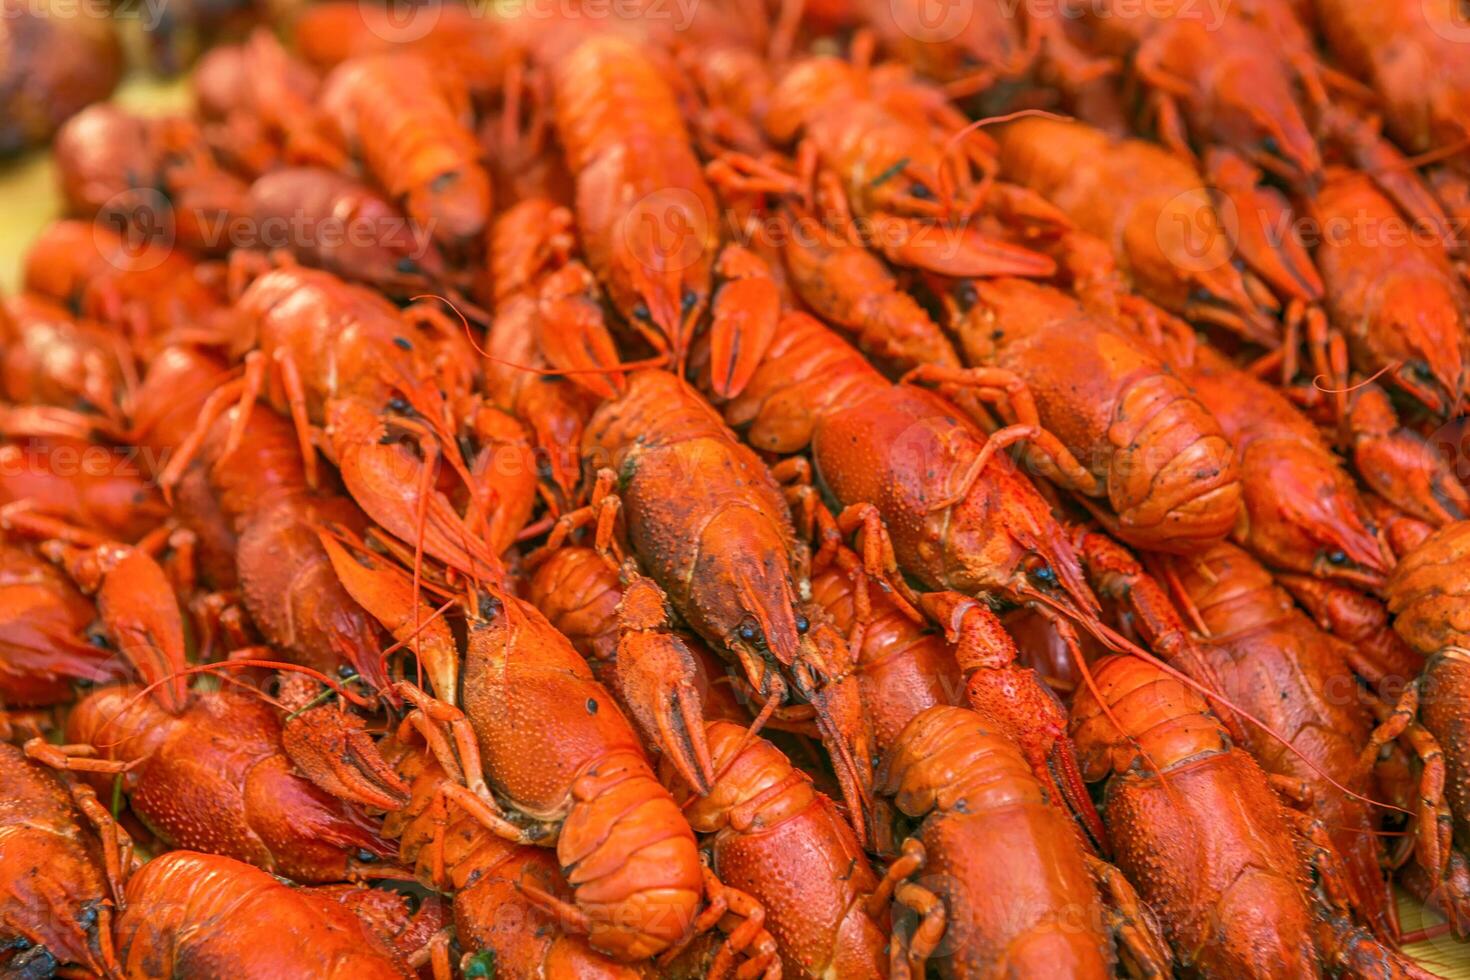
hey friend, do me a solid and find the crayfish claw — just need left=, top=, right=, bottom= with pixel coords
left=614, top=577, right=718, bottom=793
left=536, top=262, right=625, bottom=400
left=614, top=639, right=718, bottom=795
left=1203, top=148, right=1324, bottom=306
left=282, top=702, right=412, bottom=811
left=44, top=542, right=192, bottom=715
left=707, top=245, right=781, bottom=399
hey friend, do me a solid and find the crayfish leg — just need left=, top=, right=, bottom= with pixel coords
left=679, top=863, right=780, bottom=980
left=1085, top=853, right=1172, bottom=978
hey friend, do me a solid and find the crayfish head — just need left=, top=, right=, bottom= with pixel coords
left=605, top=155, right=717, bottom=377
left=407, top=166, right=493, bottom=247
left=999, top=521, right=1102, bottom=622
left=1240, top=459, right=1392, bottom=588
left=614, top=250, right=706, bottom=374
left=716, top=549, right=805, bottom=673
left=1372, top=275, right=1467, bottom=418
left=1169, top=16, right=1322, bottom=192
left=938, top=459, right=1114, bottom=647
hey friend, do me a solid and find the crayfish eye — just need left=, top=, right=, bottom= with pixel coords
left=795, top=614, right=810, bottom=634
left=681, top=287, right=698, bottom=313
left=1028, top=564, right=1057, bottom=586
left=1325, top=550, right=1348, bottom=566
left=395, top=257, right=418, bottom=275
left=356, top=849, right=378, bottom=863
left=955, top=282, right=978, bottom=309
left=909, top=183, right=934, bottom=201
left=736, top=616, right=763, bottom=646
left=338, top=665, right=358, bottom=680
left=632, top=302, right=651, bottom=322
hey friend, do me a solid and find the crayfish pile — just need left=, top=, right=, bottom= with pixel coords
left=6, top=0, right=1470, bottom=976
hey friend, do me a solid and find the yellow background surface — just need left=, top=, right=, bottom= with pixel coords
left=0, top=75, right=191, bottom=291
left=1, top=72, right=1468, bottom=979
